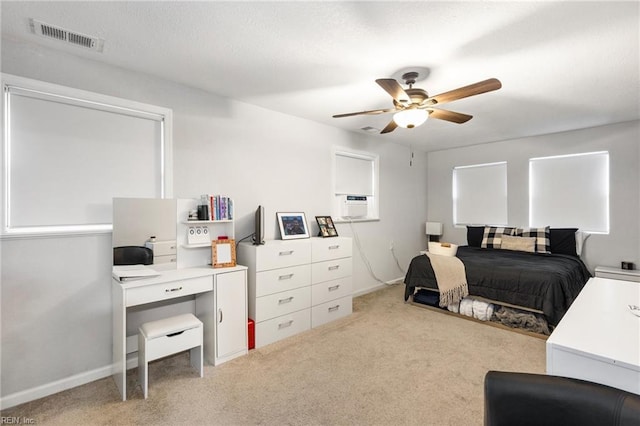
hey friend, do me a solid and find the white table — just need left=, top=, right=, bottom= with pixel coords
left=112, top=266, right=247, bottom=401
left=546, top=277, right=640, bottom=394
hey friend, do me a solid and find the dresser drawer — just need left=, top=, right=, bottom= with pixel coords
left=255, top=264, right=311, bottom=297
left=312, top=257, right=352, bottom=284
left=255, top=241, right=311, bottom=271
left=312, top=276, right=352, bottom=306
left=255, top=309, right=311, bottom=348
left=254, top=286, right=311, bottom=322
left=312, top=237, right=352, bottom=262
left=126, top=276, right=213, bottom=307
left=311, top=295, right=352, bottom=328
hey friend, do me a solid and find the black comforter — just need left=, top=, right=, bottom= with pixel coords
left=404, top=246, right=591, bottom=326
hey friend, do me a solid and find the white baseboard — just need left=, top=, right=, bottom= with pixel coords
left=352, top=276, right=404, bottom=298
left=0, top=364, right=113, bottom=410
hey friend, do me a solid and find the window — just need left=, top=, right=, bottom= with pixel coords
left=529, top=151, right=609, bottom=233
left=1, top=74, right=172, bottom=236
left=453, top=162, right=508, bottom=226
left=332, top=147, right=379, bottom=221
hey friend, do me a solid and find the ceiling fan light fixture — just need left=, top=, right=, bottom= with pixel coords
left=393, top=109, right=428, bottom=129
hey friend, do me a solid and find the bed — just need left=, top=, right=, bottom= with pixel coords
left=404, top=226, right=592, bottom=327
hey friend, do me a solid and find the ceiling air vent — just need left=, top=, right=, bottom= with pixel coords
left=29, top=18, right=104, bottom=52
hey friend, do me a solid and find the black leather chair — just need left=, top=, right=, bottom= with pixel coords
left=484, top=371, right=640, bottom=426
left=113, top=246, right=153, bottom=266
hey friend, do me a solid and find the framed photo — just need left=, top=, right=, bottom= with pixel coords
left=276, top=212, right=310, bottom=240
left=316, top=216, right=338, bottom=238
left=211, top=239, right=236, bottom=268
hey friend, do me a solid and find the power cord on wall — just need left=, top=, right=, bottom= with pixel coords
left=348, top=220, right=403, bottom=286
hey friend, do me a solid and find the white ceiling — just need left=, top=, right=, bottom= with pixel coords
left=2, top=1, right=639, bottom=152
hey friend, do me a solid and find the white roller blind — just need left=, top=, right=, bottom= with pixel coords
left=335, top=153, right=373, bottom=196
left=2, top=75, right=172, bottom=235
left=453, top=162, right=508, bottom=226
left=529, top=152, right=609, bottom=233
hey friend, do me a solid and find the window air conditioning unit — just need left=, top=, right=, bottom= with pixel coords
left=341, top=195, right=368, bottom=218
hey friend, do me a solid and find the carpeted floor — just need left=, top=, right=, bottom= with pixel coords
left=1, top=284, right=546, bottom=425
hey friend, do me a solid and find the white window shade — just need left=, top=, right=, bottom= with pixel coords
left=2, top=75, right=171, bottom=235
left=529, top=152, right=609, bottom=233
left=453, top=162, right=508, bottom=226
left=335, top=154, right=373, bottom=196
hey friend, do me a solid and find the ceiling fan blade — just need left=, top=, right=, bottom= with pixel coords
left=380, top=120, right=398, bottom=134
left=376, top=79, right=411, bottom=104
left=427, top=109, right=473, bottom=124
left=333, top=108, right=396, bottom=118
left=427, top=78, right=502, bottom=105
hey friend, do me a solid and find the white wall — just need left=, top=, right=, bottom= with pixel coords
left=0, top=39, right=428, bottom=404
left=426, top=120, right=640, bottom=272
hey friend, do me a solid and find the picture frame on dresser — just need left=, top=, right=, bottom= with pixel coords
left=316, top=216, right=338, bottom=237
left=276, top=212, right=310, bottom=240
left=212, top=239, right=236, bottom=268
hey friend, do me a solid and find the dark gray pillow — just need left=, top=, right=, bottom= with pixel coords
left=549, top=228, right=578, bottom=256
left=467, top=226, right=485, bottom=247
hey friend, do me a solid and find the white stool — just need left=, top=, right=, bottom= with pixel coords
left=138, top=313, right=203, bottom=399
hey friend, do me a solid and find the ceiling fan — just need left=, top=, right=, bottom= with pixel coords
left=333, top=72, right=502, bottom=134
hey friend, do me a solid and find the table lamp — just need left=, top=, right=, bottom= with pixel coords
left=426, top=222, right=443, bottom=242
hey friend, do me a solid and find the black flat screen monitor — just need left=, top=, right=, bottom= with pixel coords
left=252, top=205, right=265, bottom=245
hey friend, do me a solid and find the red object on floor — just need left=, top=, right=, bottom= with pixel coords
left=248, top=318, right=255, bottom=350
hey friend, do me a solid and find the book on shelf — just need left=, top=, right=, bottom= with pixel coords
left=199, top=194, right=234, bottom=221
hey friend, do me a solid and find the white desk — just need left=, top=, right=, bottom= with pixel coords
left=546, top=277, right=640, bottom=394
left=112, top=266, right=247, bottom=401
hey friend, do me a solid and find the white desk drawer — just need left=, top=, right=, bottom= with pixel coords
left=126, top=276, right=213, bottom=307
left=145, top=240, right=177, bottom=256
left=254, top=286, right=311, bottom=322
left=312, top=258, right=352, bottom=284
left=311, top=295, right=352, bottom=328
left=153, top=254, right=177, bottom=265
left=312, top=276, right=352, bottom=306
left=312, top=237, right=352, bottom=262
left=255, top=264, right=311, bottom=297
left=255, top=309, right=311, bottom=348
left=255, top=241, right=311, bottom=271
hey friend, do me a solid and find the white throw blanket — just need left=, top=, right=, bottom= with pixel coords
left=425, top=253, right=469, bottom=307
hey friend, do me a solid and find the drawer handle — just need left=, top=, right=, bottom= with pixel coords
left=165, top=286, right=183, bottom=293
left=278, top=320, right=294, bottom=329
left=278, top=273, right=294, bottom=280
left=218, top=308, right=223, bottom=323
left=328, top=284, right=340, bottom=292
left=167, top=330, right=185, bottom=337
left=329, top=245, right=340, bottom=250
left=279, top=250, right=294, bottom=256
left=278, top=296, right=294, bottom=304
left=170, top=258, right=176, bottom=262
left=328, top=265, right=340, bottom=271
left=328, top=305, right=340, bottom=312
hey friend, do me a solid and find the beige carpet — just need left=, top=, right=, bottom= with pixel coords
left=1, top=284, right=546, bottom=425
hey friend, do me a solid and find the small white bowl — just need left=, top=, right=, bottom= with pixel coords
left=428, top=242, right=458, bottom=256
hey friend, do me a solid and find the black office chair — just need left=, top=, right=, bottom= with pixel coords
left=484, top=371, right=640, bottom=426
left=113, top=246, right=153, bottom=266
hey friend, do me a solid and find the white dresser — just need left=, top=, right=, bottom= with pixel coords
left=310, top=237, right=353, bottom=327
left=594, top=266, right=640, bottom=282
left=238, top=237, right=352, bottom=348
left=546, top=277, right=640, bottom=395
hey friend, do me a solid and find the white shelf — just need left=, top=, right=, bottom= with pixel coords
left=183, top=220, right=233, bottom=224
left=182, top=243, right=212, bottom=249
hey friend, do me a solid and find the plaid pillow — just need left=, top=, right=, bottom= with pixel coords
left=481, top=226, right=515, bottom=249
left=516, top=226, right=551, bottom=253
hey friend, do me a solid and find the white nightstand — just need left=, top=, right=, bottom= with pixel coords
left=594, top=266, right=640, bottom=282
